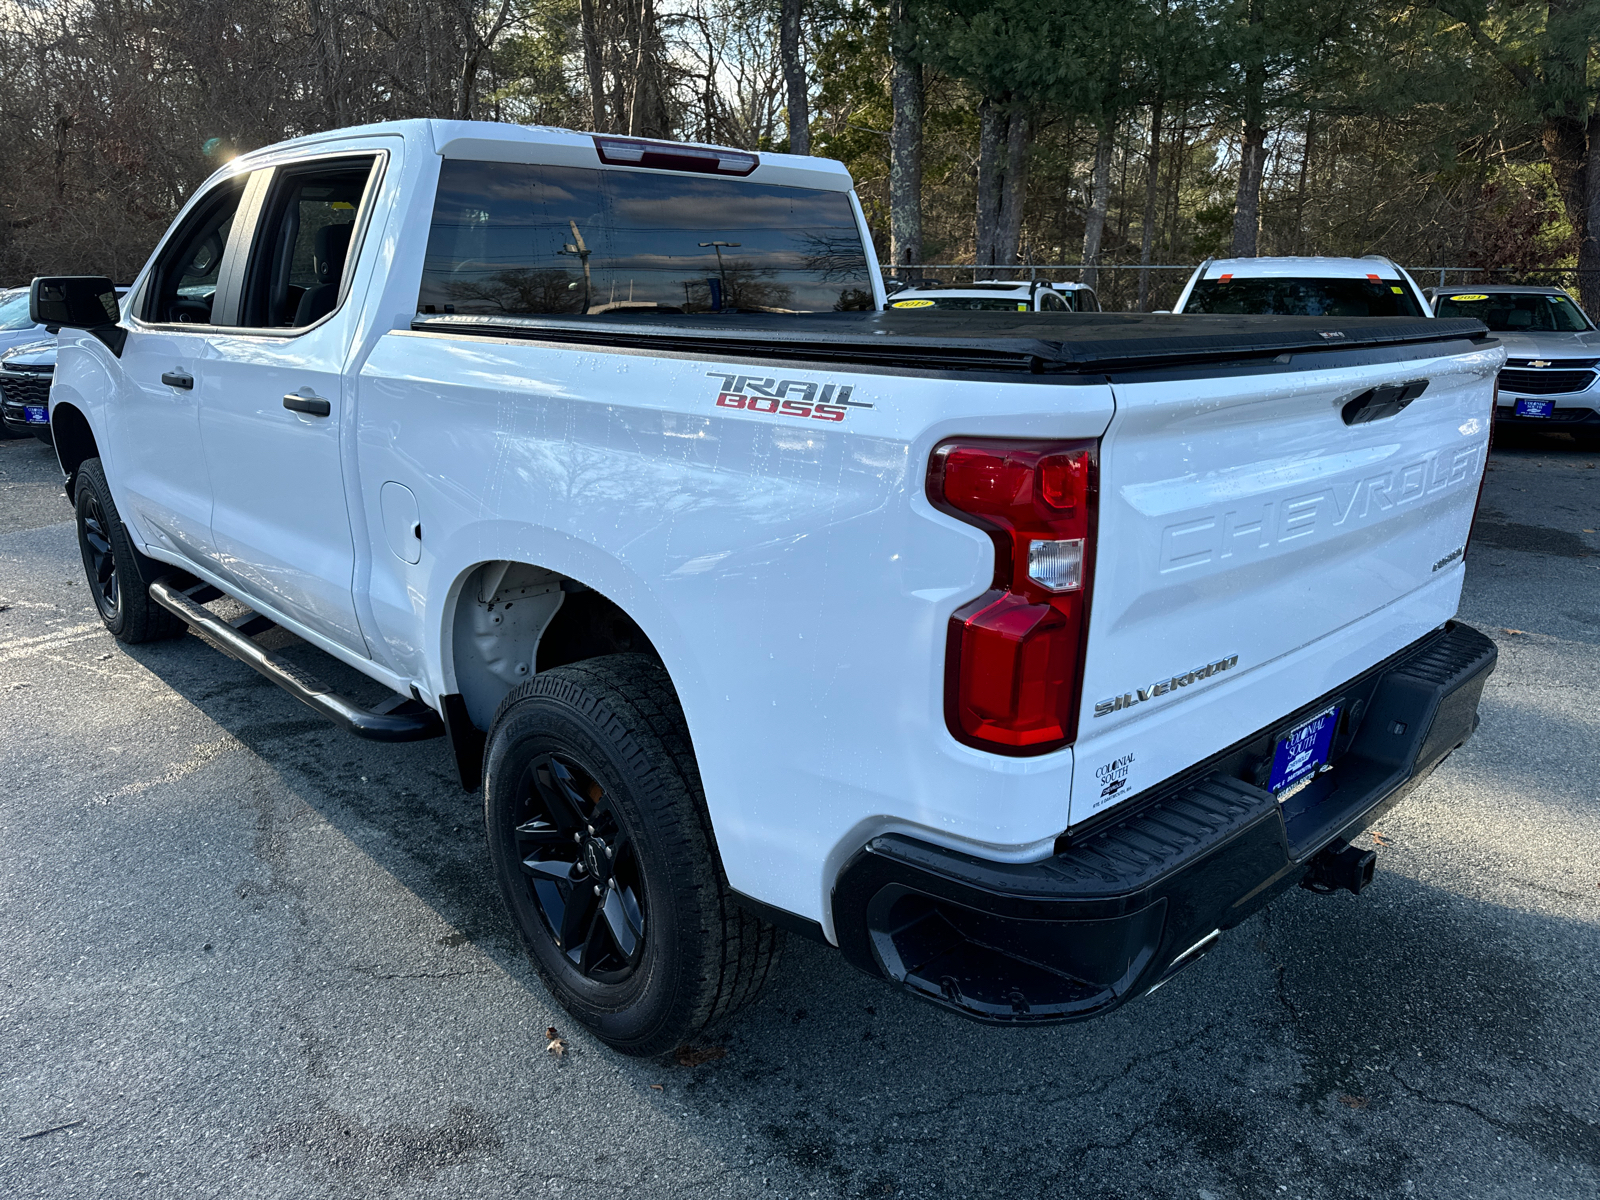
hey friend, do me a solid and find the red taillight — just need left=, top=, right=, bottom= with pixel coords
left=929, top=439, right=1098, bottom=755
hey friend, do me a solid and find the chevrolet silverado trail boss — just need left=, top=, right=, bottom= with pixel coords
left=32, top=120, right=1500, bottom=1055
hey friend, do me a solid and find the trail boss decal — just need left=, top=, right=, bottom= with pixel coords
left=1094, top=654, right=1239, bottom=718
left=707, top=373, right=874, bottom=423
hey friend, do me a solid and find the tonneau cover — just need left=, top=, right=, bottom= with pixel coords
left=411, top=309, right=1491, bottom=374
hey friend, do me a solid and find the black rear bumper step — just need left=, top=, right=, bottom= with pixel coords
left=831, top=620, right=1496, bottom=1025
left=149, top=578, right=444, bottom=743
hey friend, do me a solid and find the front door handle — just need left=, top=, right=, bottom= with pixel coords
left=283, top=393, right=331, bottom=418
left=160, top=371, right=194, bottom=390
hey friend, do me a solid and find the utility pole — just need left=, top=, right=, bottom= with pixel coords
left=699, top=241, right=740, bottom=309
left=561, top=220, right=593, bottom=312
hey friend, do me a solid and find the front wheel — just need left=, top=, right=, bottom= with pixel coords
left=483, top=655, right=781, bottom=1056
left=75, top=458, right=184, bottom=644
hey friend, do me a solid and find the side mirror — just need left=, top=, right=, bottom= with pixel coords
left=30, top=276, right=125, bottom=354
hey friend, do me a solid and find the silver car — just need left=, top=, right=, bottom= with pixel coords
left=1431, top=285, right=1599, bottom=439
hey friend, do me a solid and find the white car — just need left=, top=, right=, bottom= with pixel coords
left=1172, top=256, right=1432, bottom=318
left=1430, top=285, right=1600, bottom=439
left=889, top=279, right=1099, bottom=312
left=36, top=119, right=1498, bottom=1053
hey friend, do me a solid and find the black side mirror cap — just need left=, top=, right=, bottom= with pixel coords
left=29, top=276, right=126, bottom=355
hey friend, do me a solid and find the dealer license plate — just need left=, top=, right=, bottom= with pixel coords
left=1269, top=707, right=1340, bottom=794
left=1514, top=399, right=1553, bottom=418
left=23, top=405, right=47, bottom=424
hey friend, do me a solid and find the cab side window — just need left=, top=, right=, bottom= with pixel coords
left=240, top=157, right=376, bottom=330
left=143, top=177, right=248, bottom=325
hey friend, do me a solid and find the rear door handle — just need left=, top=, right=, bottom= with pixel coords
left=283, top=393, right=331, bottom=418
left=160, top=371, right=194, bottom=390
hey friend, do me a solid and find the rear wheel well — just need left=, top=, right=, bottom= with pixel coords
left=449, top=561, right=658, bottom=730
left=49, top=404, right=99, bottom=497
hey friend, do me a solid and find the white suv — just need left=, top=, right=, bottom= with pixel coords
left=1172, top=256, right=1432, bottom=318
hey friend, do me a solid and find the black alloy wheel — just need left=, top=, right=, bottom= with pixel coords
left=514, top=753, right=647, bottom=983
left=483, top=654, right=782, bottom=1055
left=73, top=457, right=184, bottom=644
left=78, top=485, right=121, bottom=621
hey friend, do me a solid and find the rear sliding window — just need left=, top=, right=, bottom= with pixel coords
left=1185, top=276, right=1425, bottom=317
left=417, top=159, right=874, bottom=317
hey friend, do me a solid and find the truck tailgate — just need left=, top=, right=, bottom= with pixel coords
left=1071, top=341, right=1500, bottom=822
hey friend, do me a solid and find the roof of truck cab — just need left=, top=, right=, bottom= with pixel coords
left=229, top=119, right=853, bottom=191
left=1197, top=256, right=1408, bottom=279
left=412, top=309, right=1490, bottom=375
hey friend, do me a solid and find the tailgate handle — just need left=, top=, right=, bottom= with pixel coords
left=1342, top=380, right=1428, bottom=425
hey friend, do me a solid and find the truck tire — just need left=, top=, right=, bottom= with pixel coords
left=483, top=654, right=782, bottom=1056
left=74, top=457, right=184, bottom=644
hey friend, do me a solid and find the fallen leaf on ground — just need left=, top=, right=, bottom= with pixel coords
left=1501, top=628, right=1526, bottom=636
left=546, top=1026, right=559, bottom=1040
left=674, top=1044, right=727, bottom=1067
left=546, top=1038, right=567, bottom=1056
left=650, top=1084, right=663, bottom=1091
left=1337, top=1094, right=1369, bottom=1109
left=1371, top=832, right=1392, bottom=847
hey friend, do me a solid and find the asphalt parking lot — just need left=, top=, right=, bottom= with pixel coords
left=2, top=430, right=1597, bottom=1200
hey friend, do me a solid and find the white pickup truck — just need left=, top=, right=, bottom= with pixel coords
left=33, top=120, right=1500, bottom=1055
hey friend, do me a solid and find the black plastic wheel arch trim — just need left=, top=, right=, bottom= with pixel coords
left=148, top=577, right=445, bottom=743
left=830, top=620, right=1497, bottom=1026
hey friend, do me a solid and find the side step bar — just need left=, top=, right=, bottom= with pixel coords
left=149, top=578, right=445, bottom=743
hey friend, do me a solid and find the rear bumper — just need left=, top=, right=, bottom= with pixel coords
left=831, top=620, right=1496, bottom=1024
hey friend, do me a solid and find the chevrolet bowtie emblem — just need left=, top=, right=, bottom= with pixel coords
left=1530, top=360, right=1552, bottom=368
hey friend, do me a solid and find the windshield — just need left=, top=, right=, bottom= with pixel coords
left=1185, top=276, right=1425, bottom=317
left=1434, top=291, right=1591, bottom=332
left=0, top=289, right=36, bottom=331
left=890, top=297, right=1030, bottom=311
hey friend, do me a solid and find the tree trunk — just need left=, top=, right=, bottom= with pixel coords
left=975, top=97, right=1004, bottom=266
left=306, top=0, right=348, bottom=128
left=888, top=0, right=922, bottom=271
left=1231, top=123, right=1267, bottom=256
left=1082, top=124, right=1112, bottom=291
left=579, top=0, right=608, bottom=131
left=995, top=107, right=1032, bottom=273
left=1544, top=110, right=1599, bottom=317
left=1137, top=96, right=1164, bottom=310
left=1584, top=113, right=1600, bottom=318
left=780, top=0, right=809, bottom=154
left=1294, top=111, right=1314, bottom=254
left=1230, top=0, right=1267, bottom=256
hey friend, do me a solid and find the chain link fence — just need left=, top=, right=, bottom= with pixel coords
left=882, top=263, right=1587, bottom=313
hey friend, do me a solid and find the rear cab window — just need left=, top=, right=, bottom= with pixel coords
left=1186, top=276, right=1425, bottom=318
left=417, top=160, right=875, bottom=318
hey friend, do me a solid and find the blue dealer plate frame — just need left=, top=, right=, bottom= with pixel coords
left=1269, top=706, right=1340, bottom=794
left=1514, top=399, right=1554, bottom=418
left=23, top=405, right=48, bottom=424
